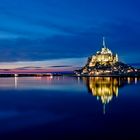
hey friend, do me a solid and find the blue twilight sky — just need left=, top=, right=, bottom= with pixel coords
left=0, top=0, right=140, bottom=69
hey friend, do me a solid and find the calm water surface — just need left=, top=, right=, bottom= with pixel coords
left=0, top=76, right=140, bottom=140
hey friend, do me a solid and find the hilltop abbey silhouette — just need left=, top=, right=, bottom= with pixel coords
left=75, top=37, right=139, bottom=76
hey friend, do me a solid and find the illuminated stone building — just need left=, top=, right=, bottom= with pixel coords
left=75, top=37, right=137, bottom=76
left=89, top=37, right=118, bottom=67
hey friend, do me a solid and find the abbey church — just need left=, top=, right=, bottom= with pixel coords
left=89, top=37, right=118, bottom=67
left=75, top=37, right=138, bottom=76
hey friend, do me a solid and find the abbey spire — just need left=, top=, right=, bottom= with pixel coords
left=103, top=36, right=106, bottom=48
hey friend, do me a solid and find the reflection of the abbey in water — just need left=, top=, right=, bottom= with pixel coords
left=82, top=77, right=139, bottom=114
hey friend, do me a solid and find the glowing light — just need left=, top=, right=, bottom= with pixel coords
left=135, top=77, right=138, bottom=84
left=127, top=77, right=131, bottom=84
left=14, top=76, right=18, bottom=88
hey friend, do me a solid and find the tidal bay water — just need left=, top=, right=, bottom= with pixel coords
left=0, top=76, right=140, bottom=140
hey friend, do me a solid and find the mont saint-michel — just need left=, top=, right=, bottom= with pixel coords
left=75, top=37, right=139, bottom=77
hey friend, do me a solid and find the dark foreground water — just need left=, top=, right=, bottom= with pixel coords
left=0, top=76, right=140, bottom=140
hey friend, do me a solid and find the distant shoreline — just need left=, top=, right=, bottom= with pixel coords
left=0, top=73, right=139, bottom=77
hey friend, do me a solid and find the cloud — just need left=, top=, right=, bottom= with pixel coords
left=49, top=65, right=72, bottom=68
left=15, top=66, right=44, bottom=70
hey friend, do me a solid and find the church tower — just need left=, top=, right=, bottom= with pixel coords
left=103, top=36, right=106, bottom=48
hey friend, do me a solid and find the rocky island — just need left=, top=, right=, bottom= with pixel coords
left=75, top=37, right=140, bottom=77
